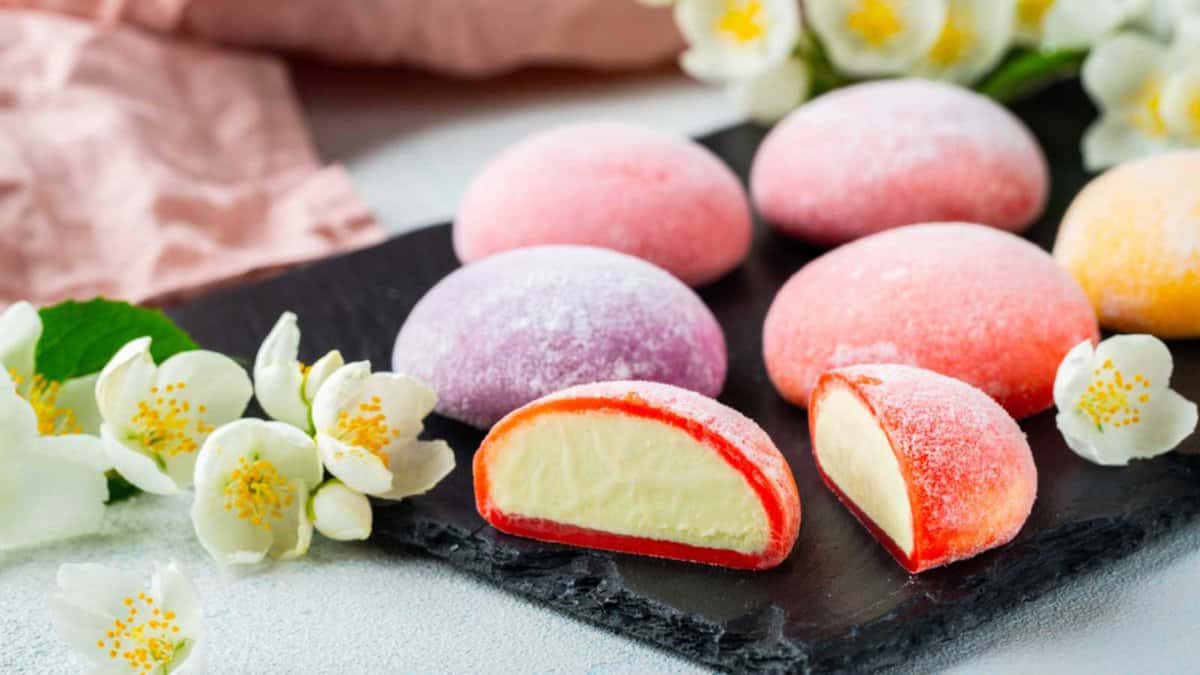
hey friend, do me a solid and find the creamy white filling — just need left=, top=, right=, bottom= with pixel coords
left=814, top=387, right=915, bottom=555
left=487, top=411, right=770, bottom=553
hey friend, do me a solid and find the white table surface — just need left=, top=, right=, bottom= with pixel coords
left=3, top=62, right=1198, bottom=675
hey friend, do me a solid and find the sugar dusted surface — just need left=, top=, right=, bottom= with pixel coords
left=820, top=364, right=1037, bottom=570
left=763, top=223, right=1099, bottom=419
left=393, top=246, right=727, bottom=428
left=1054, top=150, right=1200, bottom=337
left=751, top=79, right=1048, bottom=245
left=454, top=121, right=752, bottom=286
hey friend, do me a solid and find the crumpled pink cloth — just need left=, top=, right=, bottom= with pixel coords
left=7, top=0, right=683, bottom=77
left=0, top=10, right=383, bottom=307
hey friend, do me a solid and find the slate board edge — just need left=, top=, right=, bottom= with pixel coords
left=373, top=462, right=1200, bottom=675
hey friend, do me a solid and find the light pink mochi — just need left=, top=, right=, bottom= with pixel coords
left=453, top=122, right=753, bottom=286
left=750, top=80, right=1049, bottom=245
left=762, top=223, right=1099, bottom=420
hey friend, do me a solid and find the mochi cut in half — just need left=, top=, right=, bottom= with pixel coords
left=474, top=381, right=801, bottom=569
left=810, top=365, right=1036, bottom=573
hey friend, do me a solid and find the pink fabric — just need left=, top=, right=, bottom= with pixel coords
left=7, top=0, right=684, bottom=77
left=0, top=10, right=383, bottom=307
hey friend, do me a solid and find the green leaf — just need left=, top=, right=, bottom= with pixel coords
left=106, top=472, right=141, bottom=504
left=978, top=48, right=1088, bottom=104
left=35, top=298, right=198, bottom=382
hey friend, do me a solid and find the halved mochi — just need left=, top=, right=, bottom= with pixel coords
left=810, top=365, right=1036, bottom=573
left=474, top=381, right=800, bottom=569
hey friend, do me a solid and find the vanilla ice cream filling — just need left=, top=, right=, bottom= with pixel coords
left=814, top=387, right=915, bottom=555
left=487, top=411, right=770, bottom=554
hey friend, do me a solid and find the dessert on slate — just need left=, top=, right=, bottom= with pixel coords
left=750, top=79, right=1048, bottom=245
left=453, top=121, right=752, bottom=286
left=1054, top=150, right=1200, bottom=338
left=763, top=222, right=1100, bottom=419
left=393, top=245, right=727, bottom=429
left=474, top=381, right=801, bottom=570
left=810, top=364, right=1037, bottom=573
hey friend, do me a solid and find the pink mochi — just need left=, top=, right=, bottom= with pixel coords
left=762, top=223, right=1099, bottom=420
left=393, top=245, right=727, bottom=428
left=453, top=121, right=753, bottom=286
left=751, top=80, right=1049, bottom=245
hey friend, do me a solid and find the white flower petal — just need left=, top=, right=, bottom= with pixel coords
left=38, top=434, right=111, bottom=473
left=49, top=594, right=113, bottom=663
left=0, top=300, right=41, bottom=378
left=0, top=448, right=107, bottom=551
left=55, top=373, right=102, bottom=436
left=0, top=367, right=38, bottom=455
left=317, top=433, right=394, bottom=495
left=311, top=481, right=373, bottom=541
left=156, top=350, right=253, bottom=427
left=195, top=419, right=322, bottom=492
left=1082, top=32, right=1169, bottom=110
left=361, top=372, right=437, bottom=444
left=94, top=337, right=156, bottom=425
left=909, top=0, right=1017, bottom=84
left=728, top=57, right=812, bottom=123
left=808, top=0, right=947, bottom=77
left=1042, top=0, right=1149, bottom=50
left=1082, top=113, right=1174, bottom=171
left=675, top=0, right=802, bottom=81
left=303, top=349, right=344, bottom=405
left=1163, top=64, right=1200, bottom=140
left=151, top=561, right=204, bottom=635
left=269, top=481, right=314, bottom=560
left=253, top=312, right=309, bottom=430
left=1015, top=0, right=1057, bottom=45
left=310, top=361, right=372, bottom=433
left=1138, top=0, right=1200, bottom=39
left=1094, top=333, right=1175, bottom=388
left=376, top=440, right=457, bottom=501
left=101, top=423, right=180, bottom=495
left=190, top=480, right=272, bottom=566
left=55, top=563, right=142, bottom=618
left=1053, top=340, right=1097, bottom=407
left=1129, top=389, right=1199, bottom=458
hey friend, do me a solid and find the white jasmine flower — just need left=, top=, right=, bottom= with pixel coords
left=675, top=0, right=802, bottom=81
left=253, top=311, right=343, bottom=433
left=909, top=0, right=1017, bottom=84
left=96, top=337, right=252, bottom=495
left=0, top=368, right=109, bottom=551
left=50, top=561, right=203, bottom=674
left=1054, top=335, right=1198, bottom=466
left=1135, top=0, right=1200, bottom=40
left=1040, top=0, right=1149, bottom=50
left=0, top=301, right=101, bottom=435
left=1081, top=33, right=1175, bottom=170
left=310, top=480, right=373, bottom=541
left=729, top=57, right=812, bottom=123
left=311, top=362, right=455, bottom=500
left=807, top=0, right=946, bottom=77
left=191, top=419, right=323, bottom=565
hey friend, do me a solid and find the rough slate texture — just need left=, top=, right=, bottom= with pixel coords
left=169, top=81, right=1200, bottom=674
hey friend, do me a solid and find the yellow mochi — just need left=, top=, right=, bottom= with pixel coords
left=1053, top=151, right=1200, bottom=338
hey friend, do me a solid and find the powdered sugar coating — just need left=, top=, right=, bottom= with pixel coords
left=454, top=121, right=753, bottom=286
left=393, top=246, right=727, bottom=428
left=1053, top=150, right=1200, bottom=338
left=812, top=364, right=1036, bottom=572
left=750, top=79, right=1049, bottom=245
left=763, top=223, right=1099, bottom=419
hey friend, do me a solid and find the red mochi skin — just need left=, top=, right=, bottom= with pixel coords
left=454, top=122, right=753, bottom=286
left=751, top=79, right=1048, bottom=245
left=810, top=365, right=1037, bottom=573
left=474, top=381, right=801, bottom=570
left=762, top=223, right=1100, bottom=419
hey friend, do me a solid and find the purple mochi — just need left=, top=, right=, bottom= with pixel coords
left=392, top=245, right=728, bottom=429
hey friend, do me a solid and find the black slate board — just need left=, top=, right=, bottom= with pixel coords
left=168, top=81, right=1200, bottom=674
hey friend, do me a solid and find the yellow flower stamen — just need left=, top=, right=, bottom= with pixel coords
left=928, top=8, right=973, bottom=67
left=98, top=593, right=186, bottom=672
left=1129, top=80, right=1168, bottom=137
left=8, top=368, right=81, bottom=436
left=128, top=381, right=211, bottom=460
left=1016, top=0, right=1055, bottom=33
left=716, top=0, right=766, bottom=44
left=1187, top=92, right=1200, bottom=137
left=334, top=396, right=401, bottom=467
left=847, top=0, right=904, bottom=47
left=1077, top=360, right=1152, bottom=431
left=223, top=455, right=294, bottom=530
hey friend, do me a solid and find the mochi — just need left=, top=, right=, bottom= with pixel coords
left=762, top=223, right=1099, bottom=419
left=453, top=122, right=753, bottom=286
left=474, top=380, right=801, bottom=569
left=393, top=246, right=726, bottom=428
left=1054, top=150, right=1200, bottom=338
left=810, top=364, right=1037, bottom=573
left=750, top=79, right=1048, bottom=245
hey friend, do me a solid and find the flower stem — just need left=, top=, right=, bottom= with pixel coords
left=978, top=48, right=1088, bottom=104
